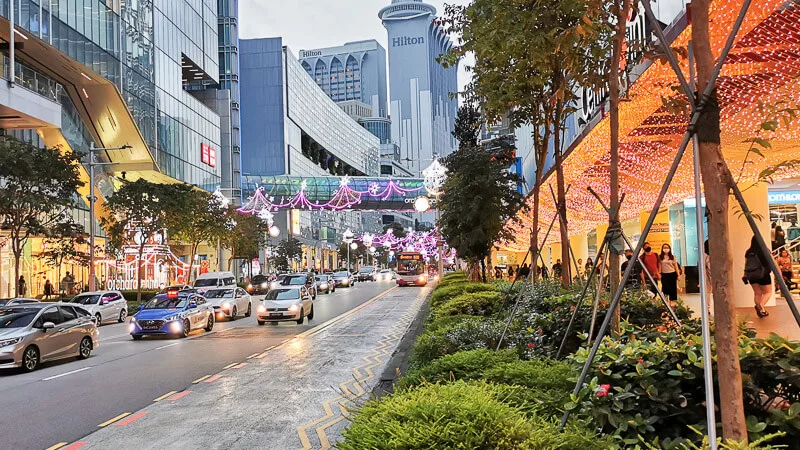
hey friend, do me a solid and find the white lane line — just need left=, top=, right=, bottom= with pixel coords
left=100, top=333, right=130, bottom=342
left=43, top=366, right=92, bottom=381
left=154, top=342, right=180, bottom=350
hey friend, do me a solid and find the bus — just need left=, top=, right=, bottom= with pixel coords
left=396, top=252, right=428, bottom=286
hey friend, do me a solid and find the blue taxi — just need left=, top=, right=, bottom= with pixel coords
left=129, top=290, right=215, bottom=340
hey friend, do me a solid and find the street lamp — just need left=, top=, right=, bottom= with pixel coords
left=343, top=228, right=354, bottom=272
left=423, top=158, right=448, bottom=280
left=87, top=143, right=132, bottom=292
left=369, top=245, right=376, bottom=266
left=414, top=196, right=431, bottom=213
left=269, top=225, right=280, bottom=238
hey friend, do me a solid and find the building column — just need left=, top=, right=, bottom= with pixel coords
left=727, top=182, right=774, bottom=307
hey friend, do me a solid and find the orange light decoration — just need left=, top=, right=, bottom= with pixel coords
left=500, top=0, right=800, bottom=252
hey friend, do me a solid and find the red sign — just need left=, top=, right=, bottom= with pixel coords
left=201, top=143, right=217, bottom=168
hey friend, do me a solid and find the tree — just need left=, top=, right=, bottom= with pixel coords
left=382, top=222, right=408, bottom=240
left=220, top=209, right=267, bottom=272
left=0, top=137, right=84, bottom=296
left=338, top=242, right=367, bottom=271
left=171, top=189, right=229, bottom=282
left=439, top=104, right=526, bottom=281
left=42, top=220, right=92, bottom=297
left=691, top=0, right=746, bottom=441
left=275, top=236, right=303, bottom=272
left=101, top=180, right=190, bottom=302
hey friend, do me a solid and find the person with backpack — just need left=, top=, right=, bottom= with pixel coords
left=744, top=235, right=772, bottom=318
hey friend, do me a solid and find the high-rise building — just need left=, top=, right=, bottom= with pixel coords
left=299, top=40, right=389, bottom=119
left=379, top=0, right=459, bottom=175
left=218, top=0, right=243, bottom=200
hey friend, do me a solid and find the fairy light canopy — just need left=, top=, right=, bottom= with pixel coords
left=500, top=0, right=800, bottom=252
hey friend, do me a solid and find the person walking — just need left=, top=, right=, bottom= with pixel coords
left=621, top=249, right=643, bottom=290
left=659, top=244, right=682, bottom=301
left=552, top=259, right=562, bottom=279
left=639, top=242, right=660, bottom=295
left=507, top=265, right=514, bottom=280
left=494, top=266, right=503, bottom=280
left=776, top=249, right=795, bottom=290
left=17, top=276, right=27, bottom=297
left=744, top=235, right=773, bottom=318
left=43, top=279, right=55, bottom=299
left=774, top=225, right=787, bottom=251
left=584, top=258, right=594, bottom=277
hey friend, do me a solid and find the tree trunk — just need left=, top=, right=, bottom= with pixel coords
left=189, top=242, right=199, bottom=283
left=531, top=183, right=541, bottom=283
left=12, top=239, right=22, bottom=297
left=137, top=243, right=145, bottom=304
left=608, top=0, right=631, bottom=336
left=692, top=0, right=747, bottom=442
left=554, top=102, right=571, bottom=289
left=480, top=257, right=487, bottom=283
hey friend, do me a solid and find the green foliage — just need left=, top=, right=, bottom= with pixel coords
left=400, top=349, right=519, bottom=389
left=430, top=281, right=498, bottom=309
left=434, top=291, right=506, bottom=318
left=220, top=209, right=267, bottom=270
left=437, top=271, right=468, bottom=287
left=410, top=315, right=505, bottom=368
left=170, top=189, right=229, bottom=280
left=42, top=221, right=92, bottom=272
left=340, top=381, right=610, bottom=450
left=274, top=237, right=303, bottom=271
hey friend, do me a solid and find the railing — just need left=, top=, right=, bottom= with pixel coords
left=772, top=234, right=800, bottom=258
left=0, top=53, right=62, bottom=102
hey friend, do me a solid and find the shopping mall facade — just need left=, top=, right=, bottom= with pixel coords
left=496, top=0, right=800, bottom=308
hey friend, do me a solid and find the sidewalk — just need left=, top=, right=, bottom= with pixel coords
left=682, top=294, right=800, bottom=341
left=70, top=286, right=429, bottom=450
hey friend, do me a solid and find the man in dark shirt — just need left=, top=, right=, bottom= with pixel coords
left=552, top=259, right=562, bottom=279
left=621, top=249, right=643, bottom=290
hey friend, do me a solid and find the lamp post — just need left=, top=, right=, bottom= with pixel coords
left=87, top=143, right=131, bottom=291
left=423, top=158, right=448, bottom=280
left=343, top=228, right=354, bottom=272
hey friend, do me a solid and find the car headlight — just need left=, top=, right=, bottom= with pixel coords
left=0, top=337, right=22, bottom=348
left=222, top=302, right=231, bottom=310
left=165, top=314, right=182, bottom=322
left=247, top=283, right=253, bottom=290
left=261, top=283, right=268, bottom=289
left=288, top=304, right=300, bottom=313
left=320, top=283, right=328, bottom=289
left=130, top=317, right=137, bottom=322
left=418, top=276, right=426, bottom=282
left=257, top=304, right=266, bottom=313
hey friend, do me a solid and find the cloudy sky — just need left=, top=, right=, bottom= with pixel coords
left=239, top=0, right=473, bottom=92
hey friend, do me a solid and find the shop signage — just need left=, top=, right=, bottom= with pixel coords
left=769, top=191, right=800, bottom=205
left=201, top=143, right=217, bottom=168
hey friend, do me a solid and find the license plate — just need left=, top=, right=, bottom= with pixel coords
left=144, top=325, right=160, bottom=331
left=269, top=313, right=282, bottom=317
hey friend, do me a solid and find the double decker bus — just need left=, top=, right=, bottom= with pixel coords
left=396, top=252, right=428, bottom=286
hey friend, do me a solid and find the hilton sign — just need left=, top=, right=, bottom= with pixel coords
left=392, top=36, right=425, bottom=47
left=300, top=50, right=322, bottom=58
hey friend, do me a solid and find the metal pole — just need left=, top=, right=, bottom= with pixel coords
left=548, top=184, right=581, bottom=283
left=689, top=40, right=719, bottom=448
left=437, top=195, right=444, bottom=277
left=588, top=247, right=610, bottom=343
left=88, top=143, right=96, bottom=292
left=9, top=0, right=14, bottom=87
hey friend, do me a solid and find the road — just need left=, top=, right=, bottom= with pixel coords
left=0, top=281, right=395, bottom=450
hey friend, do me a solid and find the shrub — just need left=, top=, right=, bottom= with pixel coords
left=339, top=381, right=611, bottom=450
left=439, top=271, right=468, bottom=287
left=483, top=359, right=574, bottom=418
left=429, top=282, right=498, bottom=309
left=121, top=290, right=159, bottom=303
left=400, top=349, right=519, bottom=388
left=434, top=291, right=506, bottom=318
left=409, top=316, right=505, bottom=368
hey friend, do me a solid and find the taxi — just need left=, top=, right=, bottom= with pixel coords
left=129, top=290, right=214, bottom=340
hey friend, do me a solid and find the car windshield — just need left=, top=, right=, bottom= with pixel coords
left=283, top=276, right=306, bottom=286
left=205, top=290, right=234, bottom=299
left=359, top=268, right=372, bottom=273
left=0, top=309, right=38, bottom=328
left=194, top=279, right=219, bottom=287
left=143, top=296, right=188, bottom=309
left=0, top=300, right=8, bottom=306
left=265, top=289, right=300, bottom=300
left=70, top=294, right=101, bottom=305
left=315, top=276, right=328, bottom=282
left=334, top=272, right=349, bottom=277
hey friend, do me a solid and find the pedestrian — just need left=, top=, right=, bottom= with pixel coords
left=621, top=249, right=642, bottom=289
left=659, top=244, right=682, bottom=301
left=43, top=279, right=54, bottom=299
left=494, top=266, right=503, bottom=280
left=744, top=235, right=772, bottom=318
left=17, top=275, right=27, bottom=297
left=584, top=258, right=594, bottom=277
left=776, top=249, right=795, bottom=290
left=774, top=225, right=786, bottom=251
left=540, top=265, right=549, bottom=280
left=552, top=259, right=562, bottom=278
left=639, top=242, right=660, bottom=296
left=507, top=265, right=514, bottom=280
left=576, top=259, right=584, bottom=277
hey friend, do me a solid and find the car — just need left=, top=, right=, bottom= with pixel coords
left=158, top=285, right=193, bottom=294
left=204, top=287, right=252, bottom=321
left=0, top=304, right=99, bottom=372
left=256, top=287, right=314, bottom=325
left=65, top=291, right=128, bottom=325
left=0, top=298, right=40, bottom=307
left=193, top=271, right=236, bottom=294
left=277, top=273, right=318, bottom=299
left=356, top=267, right=377, bottom=282
left=331, top=271, right=354, bottom=288
left=129, top=291, right=214, bottom=340
left=376, top=270, right=396, bottom=282
left=246, top=274, right=275, bottom=295
left=315, top=275, right=335, bottom=294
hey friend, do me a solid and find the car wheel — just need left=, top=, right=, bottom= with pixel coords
left=205, top=313, right=215, bottom=332
left=95, top=313, right=102, bottom=326
left=296, top=309, right=304, bottom=325
left=307, top=305, right=314, bottom=320
left=245, top=303, right=252, bottom=317
left=132, top=335, right=143, bottom=341
left=118, top=309, right=127, bottom=323
left=231, top=306, right=238, bottom=321
left=22, top=346, right=40, bottom=372
left=181, top=319, right=191, bottom=338
left=257, top=320, right=265, bottom=326
left=78, top=337, right=92, bottom=359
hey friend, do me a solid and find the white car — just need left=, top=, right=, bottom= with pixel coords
left=257, top=287, right=314, bottom=325
left=204, top=287, right=252, bottom=321
left=377, top=270, right=396, bottom=282
left=0, top=298, right=40, bottom=307
left=66, top=291, right=128, bottom=325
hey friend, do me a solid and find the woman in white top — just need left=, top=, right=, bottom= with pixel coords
left=659, top=244, right=682, bottom=301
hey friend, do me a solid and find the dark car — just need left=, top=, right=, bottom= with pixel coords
left=356, top=267, right=377, bottom=282
left=331, top=271, right=354, bottom=288
left=247, top=274, right=275, bottom=295
left=277, top=273, right=318, bottom=299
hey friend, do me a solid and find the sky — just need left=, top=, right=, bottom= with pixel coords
left=239, top=0, right=473, bottom=92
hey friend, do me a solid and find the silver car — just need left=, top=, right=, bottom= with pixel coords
left=204, top=287, right=253, bottom=320
left=0, top=298, right=40, bottom=307
left=66, top=291, right=128, bottom=325
left=256, top=287, right=314, bottom=325
left=0, top=304, right=99, bottom=372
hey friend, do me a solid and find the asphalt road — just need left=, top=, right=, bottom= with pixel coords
left=0, top=281, right=396, bottom=450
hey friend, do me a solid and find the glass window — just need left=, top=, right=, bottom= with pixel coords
left=59, top=306, right=78, bottom=321
left=40, top=307, right=63, bottom=325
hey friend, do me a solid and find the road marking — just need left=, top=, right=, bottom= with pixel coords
left=233, top=362, right=248, bottom=369
left=45, top=443, right=68, bottom=450
left=167, top=391, right=192, bottom=401
left=98, top=412, right=131, bottom=427
left=61, top=443, right=88, bottom=450
left=153, top=391, right=177, bottom=402
left=192, top=375, right=211, bottom=384
left=205, top=374, right=223, bottom=383
left=246, top=352, right=260, bottom=359
left=113, top=412, right=148, bottom=427
left=99, top=333, right=130, bottom=342
left=154, top=342, right=180, bottom=350
left=222, top=362, right=237, bottom=370
left=42, top=366, right=92, bottom=381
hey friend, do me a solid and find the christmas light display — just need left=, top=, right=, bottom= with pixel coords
left=501, top=0, right=800, bottom=252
